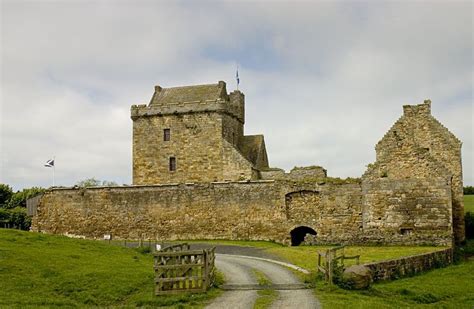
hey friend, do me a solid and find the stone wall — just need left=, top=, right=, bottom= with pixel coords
left=32, top=180, right=369, bottom=245
left=370, top=100, right=464, bottom=243
left=260, top=166, right=327, bottom=181
left=361, top=178, right=452, bottom=245
left=363, top=248, right=453, bottom=282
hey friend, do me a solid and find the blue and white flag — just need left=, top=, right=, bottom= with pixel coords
left=44, top=159, right=54, bottom=167
left=236, top=68, right=240, bottom=85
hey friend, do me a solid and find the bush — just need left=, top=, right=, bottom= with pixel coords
left=465, top=212, right=474, bottom=239
left=6, top=187, right=45, bottom=209
left=8, top=207, right=31, bottom=230
left=464, top=186, right=474, bottom=195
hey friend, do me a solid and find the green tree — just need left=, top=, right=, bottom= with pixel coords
left=464, top=186, right=474, bottom=195
left=0, top=184, right=13, bottom=207
left=76, top=178, right=118, bottom=187
left=6, top=187, right=45, bottom=209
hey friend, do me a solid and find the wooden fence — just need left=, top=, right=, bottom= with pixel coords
left=154, top=243, right=216, bottom=295
left=317, top=245, right=360, bottom=284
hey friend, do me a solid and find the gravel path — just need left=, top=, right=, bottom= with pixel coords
left=205, top=254, right=320, bottom=309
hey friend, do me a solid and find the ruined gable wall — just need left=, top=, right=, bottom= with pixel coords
left=361, top=101, right=458, bottom=245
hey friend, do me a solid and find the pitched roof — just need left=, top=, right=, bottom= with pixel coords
left=239, top=135, right=269, bottom=169
left=149, top=81, right=228, bottom=105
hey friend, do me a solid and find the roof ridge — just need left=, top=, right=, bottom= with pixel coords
left=162, top=82, right=220, bottom=89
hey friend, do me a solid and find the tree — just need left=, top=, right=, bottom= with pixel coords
left=75, top=178, right=118, bottom=187
left=6, top=187, right=45, bottom=209
left=464, top=186, right=474, bottom=195
left=0, top=184, right=13, bottom=207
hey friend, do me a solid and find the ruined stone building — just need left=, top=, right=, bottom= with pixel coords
left=31, top=81, right=465, bottom=246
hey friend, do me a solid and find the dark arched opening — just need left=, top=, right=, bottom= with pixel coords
left=290, top=226, right=317, bottom=246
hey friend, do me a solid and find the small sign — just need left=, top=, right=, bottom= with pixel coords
left=103, top=234, right=111, bottom=240
left=156, top=244, right=162, bottom=251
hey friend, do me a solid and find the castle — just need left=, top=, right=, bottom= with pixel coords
left=31, top=81, right=465, bottom=246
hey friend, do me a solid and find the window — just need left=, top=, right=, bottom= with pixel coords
left=169, top=157, right=176, bottom=171
left=164, top=129, right=170, bottom=141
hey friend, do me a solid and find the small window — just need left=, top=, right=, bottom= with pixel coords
left=400, top=228, right=413, bottom=235
left=164, top=129, right=170, bottom=141
left=169, top=157, right=176, bottom=171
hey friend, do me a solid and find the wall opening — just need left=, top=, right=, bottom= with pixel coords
left=290, top=226, right=317, bottom=246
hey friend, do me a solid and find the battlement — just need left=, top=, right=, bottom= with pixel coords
left=131, top=81, right=244, bottom=123
left=403, top=99, right=431, bottom=117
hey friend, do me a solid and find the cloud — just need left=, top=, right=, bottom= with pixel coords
left=0, top=0, right=472, bottom=190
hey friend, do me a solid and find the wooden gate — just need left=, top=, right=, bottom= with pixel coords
left=317, top=245, right=360, bottom=284
left=154, top=243, right=216, bottom=295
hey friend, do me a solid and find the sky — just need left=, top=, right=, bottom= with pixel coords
left=0, top=0, right=472, bottom=191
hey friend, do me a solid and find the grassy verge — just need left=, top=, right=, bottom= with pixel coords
left=264, top=245, right=442, bottom=272
left=464, top=195, right=474, bottom=213
left=253, top=270, right=278, bottom=309
left=314, top=258, right=474, bottom=308
left=0, top=229, right=221, bottom=308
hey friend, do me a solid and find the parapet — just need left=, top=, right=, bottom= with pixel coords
left=260, top=166, right=327, bottom=181
left=130, top=81, right=244, bottom=122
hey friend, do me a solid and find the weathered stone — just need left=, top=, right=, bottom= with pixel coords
left=342, top=265, right=372, bottom=289
left=31, top=82, right=464, bottom=246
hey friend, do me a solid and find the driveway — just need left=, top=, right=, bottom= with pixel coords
left=205, top=254, right=320, bottom=309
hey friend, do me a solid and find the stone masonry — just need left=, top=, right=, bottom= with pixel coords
left=31, top=82, right=465, bottom=245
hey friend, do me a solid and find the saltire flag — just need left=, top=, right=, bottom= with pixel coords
left=236, top=68, right=240, bottom=85
left=44, top=159, right=54, bottom=167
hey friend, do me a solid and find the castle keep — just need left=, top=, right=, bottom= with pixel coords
left=31, top=81, right=465, bottom=246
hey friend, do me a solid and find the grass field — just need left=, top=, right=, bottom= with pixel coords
left=1, top=229, right=472, bottom=308
left=0, top=229, right=221, bottom=308
left=464, top=195, right=474, bottom=213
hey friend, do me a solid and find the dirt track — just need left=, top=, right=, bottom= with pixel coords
left=205, top=254, right=320, bottom=309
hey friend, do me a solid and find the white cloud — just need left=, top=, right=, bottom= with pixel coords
left=0, top=0, right=472, bottom=190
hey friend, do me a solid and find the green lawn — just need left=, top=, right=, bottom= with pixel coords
left=0, top=229, right=220, bottom=308
left=464, top=195, right=474, bottom=213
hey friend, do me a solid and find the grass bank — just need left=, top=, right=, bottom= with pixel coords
left=0, top=229, right=220, bottom=308
left=315, top=258, right=474, bottom=308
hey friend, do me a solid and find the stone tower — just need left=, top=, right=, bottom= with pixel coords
left=131, top=81, right=269, bottom=185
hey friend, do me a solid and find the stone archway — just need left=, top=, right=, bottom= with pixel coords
left=290, top=226, right=317, bottom=246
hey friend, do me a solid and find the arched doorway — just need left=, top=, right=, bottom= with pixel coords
left=290, top=226, right=317, bottom=246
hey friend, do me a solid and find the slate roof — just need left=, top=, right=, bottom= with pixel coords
left=239, top=135, right=268, bottom=169
left=149, top=82, right=228, bottom=105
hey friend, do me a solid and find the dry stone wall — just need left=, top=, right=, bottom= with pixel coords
left=363, top=248, right=453, bottom=282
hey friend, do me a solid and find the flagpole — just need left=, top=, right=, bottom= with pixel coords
left=236, top=64, right=239, bottom=91
left=53, top=156, right=55, bottom=187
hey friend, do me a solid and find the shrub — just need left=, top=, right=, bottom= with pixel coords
left=464, top=186, right=474, bottom=195
left=6, top=187, right=45, bottom=209
left=8, top=207, right=31, bottom=230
